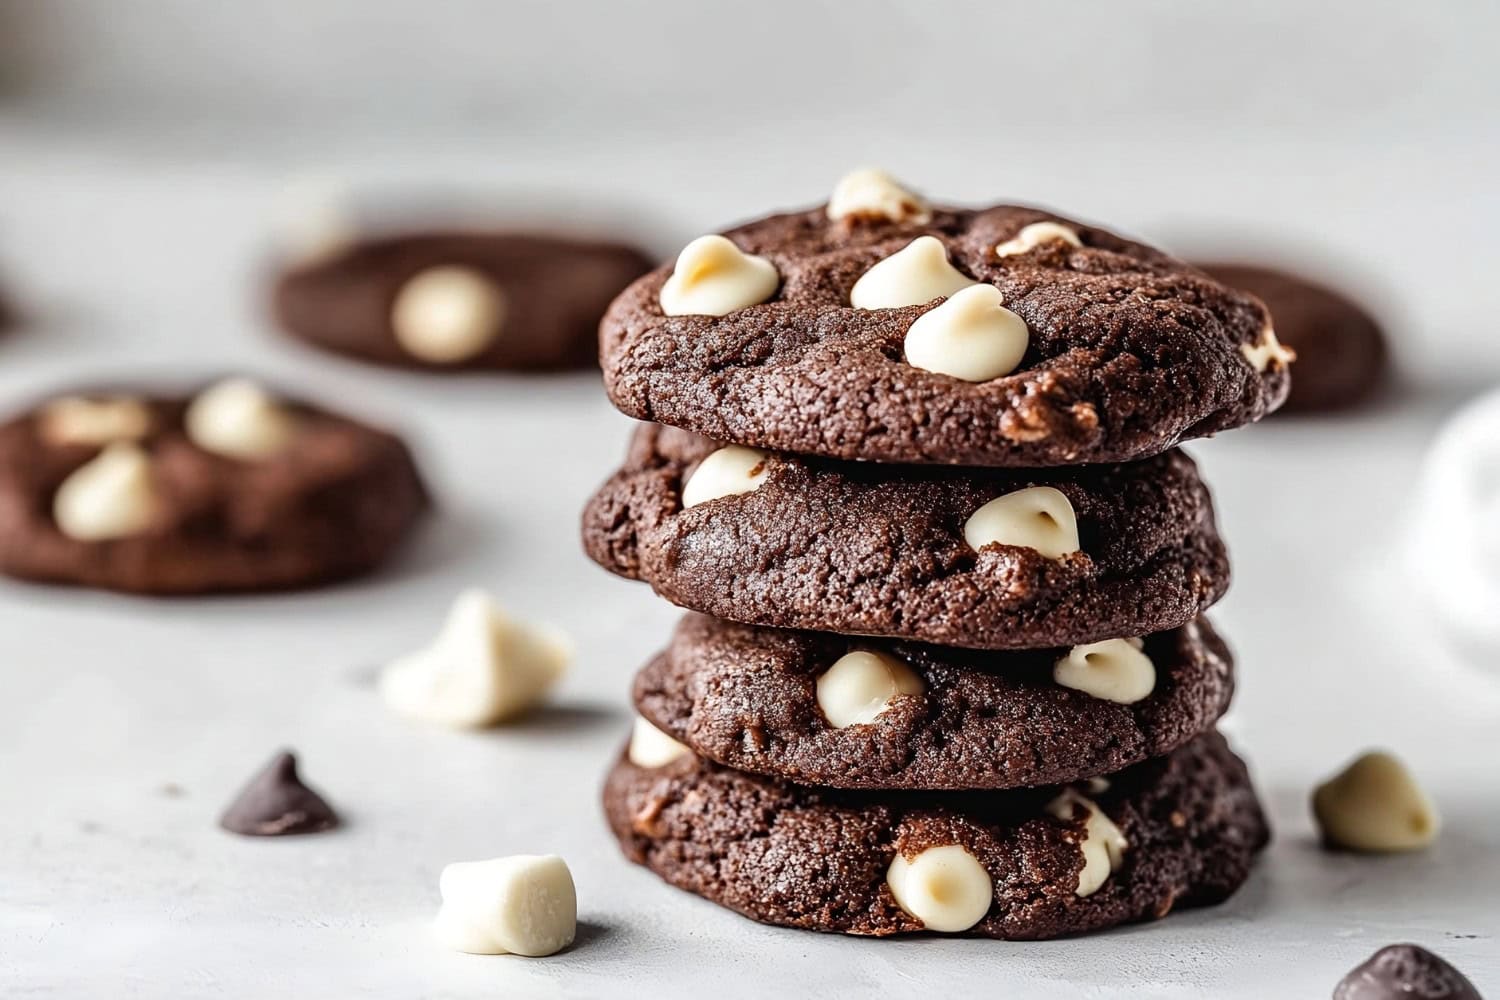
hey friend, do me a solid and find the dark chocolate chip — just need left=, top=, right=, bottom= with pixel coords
left=219, top=750, right=339, bottom=837
left=1334, top=944, right=1483, bottom=1000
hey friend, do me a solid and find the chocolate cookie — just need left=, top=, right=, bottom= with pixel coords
left=604, top=729, right=1268, bottom=939
left=634, top=613, right=1234, bottom=790
left=1200, top=263, right=1386, bottom=413
left=582, top=424, right=1228, bottom=649
left=601, top=175, right=1289, bottom=467
left=273, top=232, right=653, bottom=371
left=0, top=380, right=429, bottom=594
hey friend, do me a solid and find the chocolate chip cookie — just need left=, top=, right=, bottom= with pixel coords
left=273, top=232, right=653, bottom=371
left=1200, top=263, right=1386, bottom=413
left=0, top=380, right=429, bottom=594
left=582, top=424, right=1229, bottom=650
left=634, top=613, right=1234, bottom=790
left=604, top=729, right=1268, bottom=939
left=601, top=175, right=1289, bottom=466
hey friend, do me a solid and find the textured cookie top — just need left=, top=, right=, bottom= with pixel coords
left=582, top=424, right=1229, bottom=649
left=602, top=177, right=1289, bottom=466
left=635, top=613, right=1234, bottom=791
left=274, top=232, right=652, bottom=371
left=604, top=729, right=1269, bottom=940
left=0, top=383, right=428, bottom=594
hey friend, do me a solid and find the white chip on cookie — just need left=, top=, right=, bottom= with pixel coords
left=886, top=844, right=993, bottom=932
left=391, top=265, right=508, bottom=364
left=379, top=589, right=571, bottom=728
left=815, top=650, right=924, bottom=728
left=52, top=443, right=159, bottom=542
left=1240, top=321, right=1295, bottom=372
left=850, top=236, right=975, bottom=310
left=994, top=221, right=1082, bottom=258
left=903, top=284, right=1029, bottom=382
left=627, top=715, right=690, bottom=768
left=1312, top=751, right=1440, bottom=852
left=185, top=378, right=298, bottom=460
left=680, top=445, right=771, bottom=509
left=1053, top=638, right=1155, bottom=704
left=1046, top=788, right=1128, bottom=897
left=962, top=486, right=1080, bottom=559
left=434, top=854, right=577, bottom=957
left=39, top=396, right=153, bottom=447
left=827, top=168, right=931, bottom=225
left=659, top=235, right=778, bottom=317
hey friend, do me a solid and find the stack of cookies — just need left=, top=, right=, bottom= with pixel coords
left=583, top=171, right=1290, bottom=939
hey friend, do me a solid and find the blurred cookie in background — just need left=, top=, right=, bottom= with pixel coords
left=1198, top=263, right=1388, bottom=413
left=0, top=378, right=429, bottom=594
left=272, top=229, right=653, bottom=372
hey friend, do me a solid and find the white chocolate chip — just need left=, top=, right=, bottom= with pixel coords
left=434, top=855, right=577, bottom=957
left=849, top=236, right=976, bottom=310
left=184, top=378, right=298, bottom=460
left=1046, top=789, right=1128, bottom=897
left=658, top=235, right=778, bottom=317
left=1053, top=638, right=1155, bottom=704
left=827, top=168, right=931, bottom=225
left=994, top=221, right=1082, bottom=258
left=815, top=650, right=925, bottom=728
left=52, top=443, right=159, bottom=542
left=886, top=844, right=993, bottom=933
left=962, top=486, right=1080, bottom=559
left=379, top=589, right=571, bottom=729
left=1312, top=751, right=1440, bottom=852
left=627, top=715, right=690, bottom=768
left=680, top=446, right=771, bottom=509
left=391, top=266, right=507, bottom=364
left=38, top=396, right=153, bottom=448
left=903, top=284, right=1029, bottom=382
left=1240, top=321, right=1296, bottom=372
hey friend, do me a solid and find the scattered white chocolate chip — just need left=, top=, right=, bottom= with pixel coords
left=680, top=446, right=771, bottom=509
left=1046, top=789, right=1128, bottom=897
left=1053, top=638, right=1155, bottom=704
left=827, top=168, right=931, bottom=225
left=1241, top=321, right=1296, bottom=372
left=659, top=235, right=778, bottom=317
left=391, top=266, right=507, bottom=364
left=39, top=396, right=153, bottom=447
left=1312, top=751, right=1440, bottom=852
left=886, top=844, right=993, bottom=932
left=994, top=221, right=1082, bottom=258
left=849, top=236, right=976, bottom=310
left=627, top=715, right=690, bottom=768
left=379, top=589, right=571, bottom=729
left=184, top=378, right=298, bottom=460
left=962, top=486, right=1080, bottom=559
left=52, top=443, right=159, bottom=542
left=815, top=650, right=925, bottom=728
left=903, top=284, right=1029, bottom=382
left=434, top=855, right=577, bottom=957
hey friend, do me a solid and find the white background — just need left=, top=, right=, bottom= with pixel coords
left=0, top=1, right=1497, bottom=996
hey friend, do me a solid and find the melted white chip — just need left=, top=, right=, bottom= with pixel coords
left=52, top=443, right=159, bottom=542
left=886, top=844, right=993, bottom=932
left=658, top=235, right=778, bottom=317
left=850, top=236, right=976, bottom=310
left=391, top=266, right=507, bottom=364
left=962, top=486, right=1080, bottom=559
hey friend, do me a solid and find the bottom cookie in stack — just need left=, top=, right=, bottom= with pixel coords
left=605, top=728, right=1267, bottom=940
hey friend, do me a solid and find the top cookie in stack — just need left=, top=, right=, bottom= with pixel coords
left=600, top=168, right=1289, bottom=468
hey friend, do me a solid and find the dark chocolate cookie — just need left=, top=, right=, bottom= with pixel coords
left=273, top=232, right=652, bottom=371
left=604, top=729, right=1269, bottom=940
left=1199, top=263, right=1386, bottom=413
left=601, top=181, right=1289, bottom=467
left=634, top=613, right=1234, bottom=790
left=0, top=380, right=429, bottom=594
left=582, top=424, right=1228, bottom=649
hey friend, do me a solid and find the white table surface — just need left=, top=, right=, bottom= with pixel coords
left=0, top=120, right=1497, bottom=999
